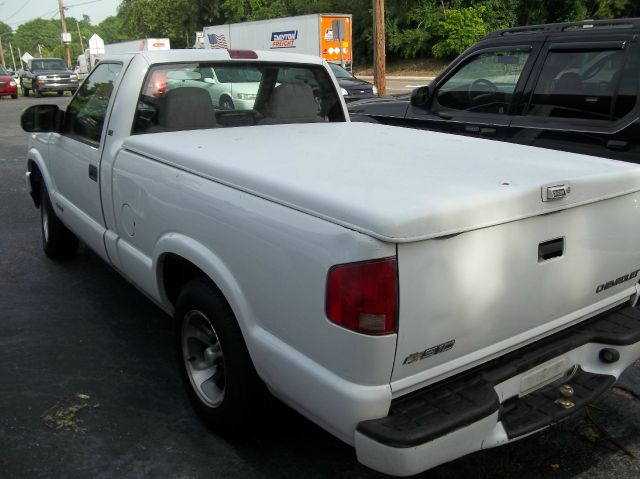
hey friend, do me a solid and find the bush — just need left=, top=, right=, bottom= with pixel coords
left=432, top=7, right=487, bottom=59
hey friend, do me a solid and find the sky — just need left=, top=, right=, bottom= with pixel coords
left=1, top=0, right=122, bottom=30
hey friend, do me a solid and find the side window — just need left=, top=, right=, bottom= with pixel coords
left=433, top=50, right=530, bottom=114
left=614, top=52, right=639, bottom=120
left=526, top=48, right=632, bottom=121
left=65, top=62, right=122, bottom=143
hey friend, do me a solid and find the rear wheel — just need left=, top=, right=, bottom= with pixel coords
left=22, top=83, right=29, bottom=96
left=175, top=278, right=264, bottom=434
left=34, top=85, right=41, bottom=97
left=11, top=94, right=17, bottom=99
left=57, top=91, right=64, bottom=96
left=40, top=181, right=79, bottom=259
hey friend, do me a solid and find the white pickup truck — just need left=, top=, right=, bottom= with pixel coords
left=22, top=49, right=640, bottom=476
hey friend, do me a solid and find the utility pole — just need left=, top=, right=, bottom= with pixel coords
left=0, top=35, right=5, bottom=68
left=373, top=0, right=386, bottom=96
left=58, top=0, right=72, bottom=67
left=9, top=42, right=17, bottom=71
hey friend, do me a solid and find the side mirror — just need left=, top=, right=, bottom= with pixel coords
left=410, top=86, right=431, bottom=107
left=21, top=105, right=64, bottom=133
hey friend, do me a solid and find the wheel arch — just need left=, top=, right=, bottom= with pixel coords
left=26, top=150, right=51, bottom=208
left=154, top=235, right=250, bottom=333
left=219, top=94, right=233, bottom=106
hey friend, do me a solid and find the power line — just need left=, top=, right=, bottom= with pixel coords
left=4, top=0, right=33, bottom=22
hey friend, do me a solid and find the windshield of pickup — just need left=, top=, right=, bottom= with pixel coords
left=132, top=61, right=345, bottom=133
left=30, top=59, right=68, bottom=71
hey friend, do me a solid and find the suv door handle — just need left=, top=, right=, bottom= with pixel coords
left=88, top=164, right=98, bottom=182
left=480, top=127, right=496, bottom=136
left=607, top=140, right=629, bottom=151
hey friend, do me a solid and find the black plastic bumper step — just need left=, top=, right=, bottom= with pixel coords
left=500, top=368, right=615, bottom=438
left=357, top=304, right=640, bottom=448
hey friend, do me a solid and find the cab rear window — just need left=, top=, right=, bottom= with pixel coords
left=132, top=61, right=345, bottom=134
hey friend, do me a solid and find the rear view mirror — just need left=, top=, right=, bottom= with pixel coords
left=21, top=105, right=63, bottom=133
left=410, top=86, right=430, bottom=107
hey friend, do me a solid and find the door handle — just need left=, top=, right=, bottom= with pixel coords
left=607, top=140, right=629, bottom=151
left=88, top=164, right=98, bottom=182
left=464, top=125, right=480, bottom=134
left=480, top=127, right=496, bottom=136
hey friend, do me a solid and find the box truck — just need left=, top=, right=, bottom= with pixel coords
left=74, top=34, right=105, bottom=80
left=203, top=14, right=352, bottom=66
left=104, top=38, right=171, bottom=55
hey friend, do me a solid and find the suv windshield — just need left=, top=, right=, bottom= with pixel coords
left=329, top=63, right=356, bottom=80
left=30, top=59, right=68, bottom=71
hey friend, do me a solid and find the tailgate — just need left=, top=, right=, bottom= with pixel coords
left=393, top=191, right=640, bottom=391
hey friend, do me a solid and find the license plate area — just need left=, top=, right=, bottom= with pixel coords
left=519, top=357, right=568, bottom=396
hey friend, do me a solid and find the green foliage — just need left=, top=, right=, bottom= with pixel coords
left=3, top=0, right=639, bottom=68
left=432, top=7, right=487, bottom=58
left=95, top=16, right=130, bottom=45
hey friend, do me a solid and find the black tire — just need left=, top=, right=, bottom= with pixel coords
left=22, top=83, right=29, bottom=96
left=220, top=96, right=234, bottom=110
left=34, top=85, right=41, bottom=98
left=40, top=181, right=79, bottom=259
left=175, top=277, right=264, bottom=434
left=57, top=91, right=64, bottom=96
left=11, top=94, right=18, bottom=99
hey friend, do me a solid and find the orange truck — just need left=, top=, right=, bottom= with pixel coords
left=202, top=13, right=353, bottom=67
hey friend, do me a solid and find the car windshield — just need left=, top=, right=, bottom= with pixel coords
left=329, top=63, right=356, bottom=80
left=0, top=65, right=8, bottom=75
left=30, top=59, right=68, bottom=71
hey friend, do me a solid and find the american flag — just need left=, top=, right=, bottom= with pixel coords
left=207, top=33, right=228, bottom=49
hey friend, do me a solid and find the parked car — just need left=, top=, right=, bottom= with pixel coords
left=329, top=63, right=378, bottom=102
left=349, top=18, right=640, bottom=163
left=0, top=65, right=18, bottom=99
left=20, top=57, right=79, bottom=97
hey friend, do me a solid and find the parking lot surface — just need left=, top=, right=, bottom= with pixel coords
left=1, top=94, right=640, bottom=478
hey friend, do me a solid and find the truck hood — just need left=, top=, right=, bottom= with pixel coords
left=123, top=122, right=640, bottom=242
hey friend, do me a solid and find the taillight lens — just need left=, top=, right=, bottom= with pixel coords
left=326, top=257, right=398, bottom=335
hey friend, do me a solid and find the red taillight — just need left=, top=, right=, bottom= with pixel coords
left=326, top=257, right=398, bottom=335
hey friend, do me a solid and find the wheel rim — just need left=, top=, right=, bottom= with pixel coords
left=181, top=310, right=226, bottom=407
left=41, top=202, right=49, bottom=243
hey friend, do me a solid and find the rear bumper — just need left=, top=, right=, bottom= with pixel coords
left=355, top=304, right=640, bottom=476
left=0, top=85, right=17, bottom=95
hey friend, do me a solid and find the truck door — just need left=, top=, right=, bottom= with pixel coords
left=47, top=62, right=123, bottom=260
left=405, top=46, right=538, bottom=141
left=509, top=38, right=640, bottom=162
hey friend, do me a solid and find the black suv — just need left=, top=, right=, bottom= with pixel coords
left=21, top=58, right=80, bottom=97
left=349, top=18, right=640, bottom=162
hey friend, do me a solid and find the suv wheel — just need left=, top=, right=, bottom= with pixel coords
left=22, top=83, right=29, bottom=96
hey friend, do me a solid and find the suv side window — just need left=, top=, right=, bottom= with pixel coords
left=65, top=62, right=122, bottom=144
left=614, top=52, right=639, bottom=120
left=433, top=50, right=530, bottom=114
left=526, top=48, right=635, bottom=121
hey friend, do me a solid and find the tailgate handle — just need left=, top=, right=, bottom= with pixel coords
left=539, top=237, right=564, bottom=262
